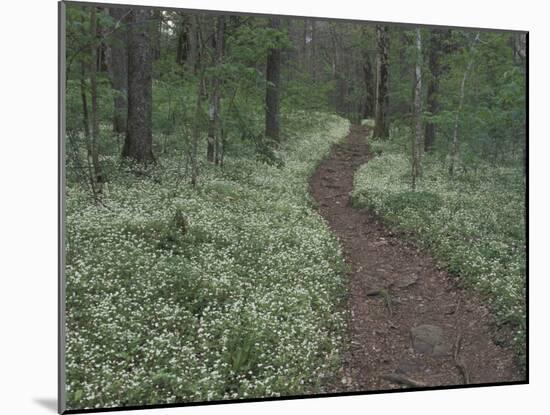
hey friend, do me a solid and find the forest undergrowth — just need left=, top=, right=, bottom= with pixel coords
left=65, top=113, right=350, bottom=409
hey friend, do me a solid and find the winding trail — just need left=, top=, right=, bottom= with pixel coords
left=309, top=125, right=523, bottom=391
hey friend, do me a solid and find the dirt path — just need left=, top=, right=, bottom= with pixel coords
left=310, top=125, right=523, bottom=392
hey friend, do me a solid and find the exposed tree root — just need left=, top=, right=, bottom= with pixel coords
left=381, top=374, right=426, bottom=388
left=366, top=288, right=393, bottom=317
left=324, top=192, right=349, bottom=199
left=453, top=334, right=470, bottom=384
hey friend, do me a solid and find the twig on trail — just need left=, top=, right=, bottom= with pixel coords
left=324, top=192, right=349, bottom=199
left=452, top=299, right=470, bottom=384
left=454, top=299, right=461, bottom=316
left=381, top=374, right=426, bottom=388
left=366, top=289, right=393, bottom=317
left=453, top=334, right=470, bottom=384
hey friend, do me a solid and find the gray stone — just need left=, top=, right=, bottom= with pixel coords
left=410, top=324, right=449, bottom=356
left=395, top=274, right=419, bottom=288
left=341, top=375, right=352, bottom=387
left=396, top=359, right=425, bottom=376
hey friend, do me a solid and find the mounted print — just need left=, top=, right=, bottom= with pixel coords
left=58, top=0, right=528, bottom=412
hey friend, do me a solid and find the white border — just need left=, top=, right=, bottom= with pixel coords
left=1, top=0, right=546, bottom=414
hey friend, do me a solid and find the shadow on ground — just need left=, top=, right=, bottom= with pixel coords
left=34, top=398, right=57, bottom=413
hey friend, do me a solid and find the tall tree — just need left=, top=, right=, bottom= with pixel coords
left=411, top=28, right=423, bottom=190
left=311, top=20, right=318, bottom=82
left=88, top=7, right=103, bottom=200
left=449, top=33, right=480, bottom=177
left=123, top=8, right=155, bottom=164
left=373, top=25, right=390, bottom=139
left=361, top=26, right=376, bottom=118
left=362, top=57, right=375, bottom=118
left=151, top=10, right=162, bottom=60
left=79, top=62, right=90, bottom=140
left=207, top=16, right=225, bottom=163
left=186, top=15, right=199, bottom=73
left=176, top=14, right=198, bottom=73
left=107, top=8, right=129, bottom=134
left=265, top=17, right=282, bottom=141
left=329, top=24, right=346, bottom=114
left=301, top=19, right=308, bottom=70
left=424, top=29, right=449, bottom=152
left=514, top=32, right=527, bottom=178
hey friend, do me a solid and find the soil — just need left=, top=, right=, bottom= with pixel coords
left=309, top=125, right=524, bottom=392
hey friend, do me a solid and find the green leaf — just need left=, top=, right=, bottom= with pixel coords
left=74, top=389, right=83, bottom=402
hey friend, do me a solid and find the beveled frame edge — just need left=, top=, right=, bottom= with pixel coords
left=59, top=1, right=67, bottom=413
left=57, top=2, right=529, bottom=414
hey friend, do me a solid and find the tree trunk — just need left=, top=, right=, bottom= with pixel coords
left=373, top=25, right=390, bottom=139
left=176, top=20, right=184, bottom=65
left=362, top=55, right=376, bottom=118
left=151, top=10, right=162, bottom=61
left=123, top=8, right=155, bottom=164
left=265, top=17, right=282, bottom=141
left=513, top=32, right=527, bottom=65
left=190, top=74, right=206, bottom=187
left=186, top=15, right=198, bottom=73
left=80, top=63, right=98, bottom=202
left=329, top=25, right=346, bottom=114
left=207, top=16, right=225, bottom=164
left=424, top=30, right=443, bottom=152
left=449, top=33, right=480, bottom=177
left=108, top=8, right=128, bottom=134
left=515, top=32, right=527, bottom=178
left=412, top=29, right=423, bottom=191
left=302, top=19, right=308, bottom=70
left=89, top=8, right=103, bottom=195
left=79, top=62, right=90, bottom=140
left=311, top=20, right=317, bottom=82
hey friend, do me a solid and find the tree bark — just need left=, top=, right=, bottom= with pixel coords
left=513, top=32, right=527, bottom=64
left=362, top=58, right=375, bottom=118
left=79, top=62, right=90, bottom=140
left=373, top=25, right=390, bottom=139
left=265, top=17, right=282, bottom=141
left=186, top=15, right=198, bottom=73
left=412, top=29, right=423, bottom=191
left=123, top=8, right=155, bottom=164
left=362, top=27, right=376, bottom=119
left=176, top=19, right=184, bottom=65
left=302, top=19, right=308, bottom=70
left=89, top=8, right=103, bottom=195
left=329, top=25, right=346, bottom=115
left=190, top=74, right=206, bottom=187
left=80, top=63, right=98, bottom=202
left=108, top=8, right=128, bottom=134
left=515, top=32, right=527, bottom=178
left=424, top=30, right=443, bottom=152
left=311, top=20, right=317, bottom=82
left=449, top=33, right=480, bottom=177
left=151, top=9, right=162, bottom=61
left=207, top=16, right=225, bottom=164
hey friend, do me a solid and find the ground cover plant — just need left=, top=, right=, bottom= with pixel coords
left=65, top=114, right=350, bottom=409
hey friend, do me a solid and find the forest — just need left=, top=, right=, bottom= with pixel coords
left=63, top=2, right=526, bottom=410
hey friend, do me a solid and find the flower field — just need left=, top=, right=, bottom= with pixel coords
left=65, top=114, right=350, bottom=409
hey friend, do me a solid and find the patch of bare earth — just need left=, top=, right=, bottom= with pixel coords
left=309, top=125, right=523, bottom=392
